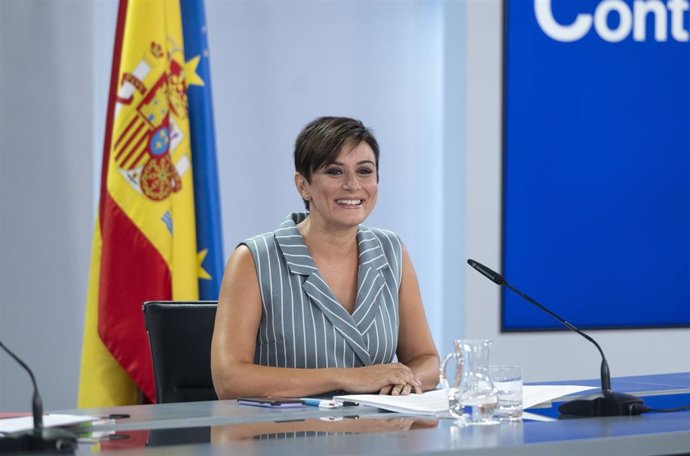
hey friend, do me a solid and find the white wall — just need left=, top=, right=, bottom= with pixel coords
left=0, top=0, right=93, bottom=412
left=464, top=0, right=690, bottom=381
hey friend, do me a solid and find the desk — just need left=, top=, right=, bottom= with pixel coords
left=59, top=373, right=690, bottom=456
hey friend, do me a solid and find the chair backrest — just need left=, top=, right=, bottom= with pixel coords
left=143, top=301, right=218, bottom=403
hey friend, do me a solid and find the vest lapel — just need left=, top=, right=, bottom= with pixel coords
left=302, top=274, right=373, bottom=365
left=352, top=227, right=389, bottom=333
left=275, top=214, right=373, bottom=366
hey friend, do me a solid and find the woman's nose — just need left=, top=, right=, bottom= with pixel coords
left=342, top=174, right=361, bottom=190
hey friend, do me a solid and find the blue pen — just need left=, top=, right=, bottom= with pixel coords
left=301, top=399, right=342, bottom=408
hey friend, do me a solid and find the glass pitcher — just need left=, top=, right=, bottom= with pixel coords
left=440, top=339, right=498, bottom=425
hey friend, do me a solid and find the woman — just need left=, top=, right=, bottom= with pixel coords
left=211, top=117, right=439, bottom=399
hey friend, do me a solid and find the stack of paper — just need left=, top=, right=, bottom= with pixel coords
left=334, top=384, right=596, bottom=417
left=0, top=414, right=97, bottom=435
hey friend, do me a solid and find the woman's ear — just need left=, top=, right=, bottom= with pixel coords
left=294, top=173, right=309, bottom=200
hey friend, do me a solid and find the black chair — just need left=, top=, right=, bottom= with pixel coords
left=143, top=301, right=218, bottom=403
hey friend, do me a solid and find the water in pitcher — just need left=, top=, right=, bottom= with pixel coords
left=448, top=387, right=498, bottom=423
left=441, top=339, right=498, bottom=425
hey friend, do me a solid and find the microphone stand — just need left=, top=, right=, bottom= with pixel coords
left=0, top=340, right=78, bottom=453
left=467, top=260, right=645, bottom=417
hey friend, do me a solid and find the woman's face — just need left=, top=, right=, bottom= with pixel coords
left=298, top=141, right=378, bottom=230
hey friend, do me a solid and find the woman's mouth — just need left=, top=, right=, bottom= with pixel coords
left=336, top=199, right=363, bottom=207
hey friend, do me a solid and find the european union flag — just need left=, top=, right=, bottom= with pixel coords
left=181, top=0, right=225, bottom=300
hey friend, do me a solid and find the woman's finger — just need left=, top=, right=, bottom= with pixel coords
left=391, top=384, right=404, bottom=396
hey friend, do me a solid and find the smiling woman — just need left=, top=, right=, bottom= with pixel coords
left=210, top=116, right=440, bottom=399
left=295, top=127, right=378, bottom=234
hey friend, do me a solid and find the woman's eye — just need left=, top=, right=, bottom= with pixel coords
left=325, top=168, right=343, bottom=175
left=358, top=167, right=374, bottom=175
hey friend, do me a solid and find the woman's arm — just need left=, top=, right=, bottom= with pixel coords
left=210, top=245, right=422, bottom=399
left=387, top=245, right=440, bottom=395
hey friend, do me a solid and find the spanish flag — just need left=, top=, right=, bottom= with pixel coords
left=78, top=0, right=220, bottom=406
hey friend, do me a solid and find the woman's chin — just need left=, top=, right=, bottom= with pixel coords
left=331, top=210, right=369, bottom=227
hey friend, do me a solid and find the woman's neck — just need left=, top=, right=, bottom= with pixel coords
left=297, top=215, right=358, bottom=257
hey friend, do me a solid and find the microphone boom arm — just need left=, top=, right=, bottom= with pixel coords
left=467, top=259, right=644, bottom=417
left=0, top=341, right=43, bottom=429
left=501, top=281, right=612, bottom=394
left=0, top=340, right=78, bottom=453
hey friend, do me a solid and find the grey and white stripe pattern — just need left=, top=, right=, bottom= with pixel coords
left=243, top=213, right=403, bottom=369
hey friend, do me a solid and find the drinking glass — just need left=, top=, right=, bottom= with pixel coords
left=490, top=365, right=523, bottom=421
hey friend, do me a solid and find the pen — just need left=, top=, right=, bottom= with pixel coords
left=78, top=413, right=132, bottom=428
left=301, top=399, right=342, bottom=408
left=92, top=413, right=131, bottom=421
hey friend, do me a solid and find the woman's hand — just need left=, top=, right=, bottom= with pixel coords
left=340, top=363, right=422, bottom=394
left=378, top=383, right=421, bottom=396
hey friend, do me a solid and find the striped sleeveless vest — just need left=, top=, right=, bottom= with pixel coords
left=243, top=213, right=403, bottom=369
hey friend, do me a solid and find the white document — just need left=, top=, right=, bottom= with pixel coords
left=334, top=384, right=597, bottom=417
left=335, top=389, right=448, bottom=415
left=0, top=414, right=97, bottom=434
left=522, top=384, right=597, bottom=409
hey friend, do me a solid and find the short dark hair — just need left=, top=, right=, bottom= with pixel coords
left=294, top=116, right=380, bottom=210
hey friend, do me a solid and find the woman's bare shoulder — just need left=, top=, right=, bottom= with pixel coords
left=225, top=244, right=257, bottom=278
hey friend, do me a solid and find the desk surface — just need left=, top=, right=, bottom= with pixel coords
left=57, top=373, right=690, bottom=456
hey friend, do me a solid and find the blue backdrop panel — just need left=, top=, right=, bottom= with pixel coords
left=503, top=0, right=690, bottom=330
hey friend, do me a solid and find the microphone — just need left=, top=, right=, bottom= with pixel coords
left=466, top=259, right=645, bottom=417
left=0, top=340, right=78, bottom=453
